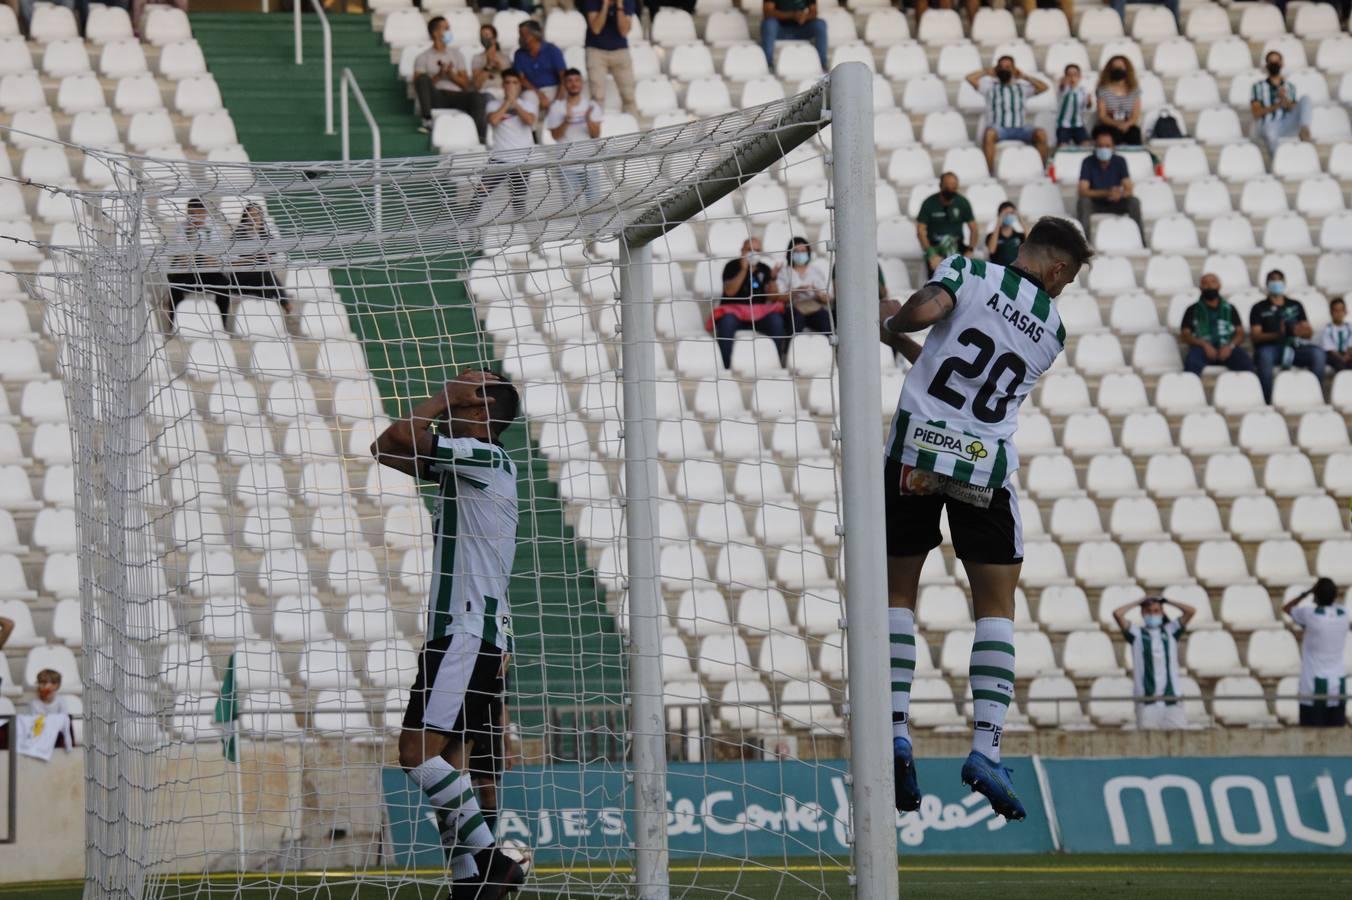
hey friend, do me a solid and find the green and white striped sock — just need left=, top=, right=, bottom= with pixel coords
left=970, top=617, right=1015, bottom=762
left=889, top=607, right=916, bottom=741
left=409, top=756, right=494, bottom=880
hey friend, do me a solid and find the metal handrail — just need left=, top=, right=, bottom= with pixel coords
left=339, top=67, right=383, bottom=234
left=294, top=0, right=335, bottom=136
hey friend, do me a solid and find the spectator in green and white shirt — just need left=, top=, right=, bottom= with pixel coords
left=1113, top=596, right=1196, bottom=731
left=1321, top=297, right=1351, bottom=372
left=1055, top=63, right=1092, bottom=147
left=967, top=55, right=1049, bottom=176
left=1251, top=50, right=1312, bottom=159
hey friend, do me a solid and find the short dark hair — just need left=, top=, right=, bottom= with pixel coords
left=427, top=15, right=446, bottom=38
left=1313, top=577, right=1338, bottom=606
left=997, top=201, right=1016, bottom=213
left=36, top=668, right=62, bottom=685
left=939, top=170, right=958, bottom=183
left=1024, top=216, right=1095, bottom=268
left=564, top=67, right=582, bottom=79
left=482, top=23, right=497, bottom=38
left=483, top=379, right=520, bottom=443
left=187, top=197, right=207, bottom=213
left=1265, top=269, right=1285, bottom=282
left=501, top=67, right=520, bottom=80
left=1064, top=63, right=1080, bottom=74
left=1332, top=297, right=1346, bottom=310
left=997, top=55, right=1014, bottom=65
left=520, top=19, right=543, bottom=36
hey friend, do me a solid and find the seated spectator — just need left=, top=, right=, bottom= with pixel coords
left=583, top=0, right=638, bottom=117
left=782, top=237, right=832, bottom=335
left=985, top=202, right=1025, bottom=266
left=1077, top=131, right=1143, bottom=242
left=916, top=172, right=978, bottom=275
left=1055, top=64, right=1093, bottom=147
left=966, top=56, right=1049, bottom=173
left=1320, top=297, right=1351, bottom=372
left=167, top=198, right=229, bottom=330
left=31, top=668, right=71, bottom=717
left=480, top=69, right=538, bottom=217
left=1251, top=269, right=1326, bottom=402
left=1110, top=0, right=1179, bottom=29
left=709, top=238, right=790, bottom=369
left=471, top=25, right=507, bottom=98
left=1094, top=55, right=1143, bottom=146
left=1113, top=596, right=1196, bottom=731
left=229, top=203, right=288, bottom=314
left=1251, top=51, right=1312, bottom=159
left=760, top=0, right=828, bottom=75
left=546, top=69, right=604, bottom=202
left=514, top=20, right=567, bottom=110
left=1180, top=274, right=1254, bottom=377
left=413, top=16, right=489, bottom=143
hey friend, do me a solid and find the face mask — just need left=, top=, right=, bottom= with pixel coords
left=482, top=36, right=493, bottom=48
left=442, top=30, right=453, bottom=44
left=939, top=188, right=956, bottom=201
left=1002, top=214, right=1017, bottom=227
left=1268, top=280, right=1286, bottom=296
left=1144, top=614, right=1163, bottom=628
left=1200, top=288, right=1220, bottom=301
left=1109, top=67, right=1125, bottom=80
left=1267, top=62, right=1282, bottom=76
left=1095, top=147, right=1113, bottom=161
left=997, top=69, right=1012, bottom=84
left=792, top=251, right=810, bottom=266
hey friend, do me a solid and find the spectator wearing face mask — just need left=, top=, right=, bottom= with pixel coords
left=1251, top=51, right=1312, bottom=159
left=1077, top=131, right=1143, bottom=242
left=782, top=236, right=832, bottom=335
left=471, top=25, right=506, bottom=98
left=708, top=238, right=791, bottom=370
left=1113, top=595, right=1196, bottom=731
left=1284, top=578, right=1350, bottom=728
left=413, top=16, right=489, bottom=143
left=1320, top=297, right=1351, bottom=372
left=915, top=172, right=978, bottom=275
left=966, top=55, right=1049, bottom=174
left=1250, top=269, right=1325, bottom=403
left=1094, top=55, right=1142, bottom=146
left=1179, top=273, right=1254, bottom=378
left=985, top=202, right=1024, bottom=266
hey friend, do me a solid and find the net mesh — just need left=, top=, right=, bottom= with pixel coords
left=11, top=79, right=886, bottom=898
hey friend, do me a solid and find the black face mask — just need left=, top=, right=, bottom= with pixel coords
left=996, top=69, right=1012, bottom=83
left=1108, top=67, right=1125, bottom=81
left=1267, top=62, right=1282, bottom=76
left=1200, top=288, right=1220, bottom=302
left=482, top=36, right=494, bottom=49
left=939, top=188, right=956, bottom=201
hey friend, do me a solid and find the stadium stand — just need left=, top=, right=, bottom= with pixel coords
left=0, top=0, right=1348, bottom=766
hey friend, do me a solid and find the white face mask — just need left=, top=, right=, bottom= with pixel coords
left=1144, top=614, right=1163, bottom=628
left=792, top=251, right=810, bottom=266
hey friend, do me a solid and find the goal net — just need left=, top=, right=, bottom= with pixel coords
left=22, top=67, right=893, bottom=899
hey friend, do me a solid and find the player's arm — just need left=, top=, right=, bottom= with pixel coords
left=1166, top=599, right=1196, bottom=629
left=882, top=283, right=955, bottom=335
left=371, top=371, right=498, bottom=480
left=879, top=298, right=923, bottom=363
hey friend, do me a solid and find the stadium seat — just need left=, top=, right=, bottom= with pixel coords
left=1110, top=496, right=1166, bottom=541
left=1212, top=675, right=1276, bottom=726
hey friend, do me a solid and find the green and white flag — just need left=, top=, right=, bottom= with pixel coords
left=213, top=652, right=239, bottom=763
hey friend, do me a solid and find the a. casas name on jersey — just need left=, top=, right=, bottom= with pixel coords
left=986, top=292, right=1046, bottom=343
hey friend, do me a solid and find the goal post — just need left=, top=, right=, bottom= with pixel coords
left=21, top=62, right=894, bottom=898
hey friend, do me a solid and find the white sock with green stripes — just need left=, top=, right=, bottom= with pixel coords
left=409, top=756, right=495, bottom=880
left=889, top=607, right=915, bottom=742
left=970, top=617, right=1015, bottom=763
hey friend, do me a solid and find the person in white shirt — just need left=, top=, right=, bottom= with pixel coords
left=1284, top=577, right=1350, bottom=727
left=545, top=68, right=604, bottom=204
left=30, top=667, right=74, bottom=748
left=782, top=236, right=832, bottom=335
left=414, top=16, right=489, bottom=143
left=1113, top=595, right=1196, bottom=730
left=167, top=197, right=229, bottom=330
left=480, top=68, right=539, bottom=219
left=1320, top=297, right=1351, bottom=372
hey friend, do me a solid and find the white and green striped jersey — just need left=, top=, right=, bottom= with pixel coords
left=1124, top=621, right=1185, bottom=704
left=885, top=254, right=1065, bottom=488
left=1289, top=604, right=1349, bottom=706
left=1056, top=85, right=1089, bottom=129
left=981, top=77, right=1033, bottom=129
left=1251, top=77, right=1296, bottom=124
left=425, top=435, right=519, bottom=652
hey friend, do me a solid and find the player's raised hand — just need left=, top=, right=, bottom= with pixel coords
left=444, top=369, right=500, bottom=407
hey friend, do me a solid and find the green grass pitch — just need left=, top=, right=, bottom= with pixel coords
left=6, top=855, right=1352, bottom=899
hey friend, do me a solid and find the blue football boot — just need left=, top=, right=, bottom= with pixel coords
left=960, top=751, right=1026, bottom=821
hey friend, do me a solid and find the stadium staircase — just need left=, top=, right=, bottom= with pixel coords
left=192, top=11, right=626, bottom=742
